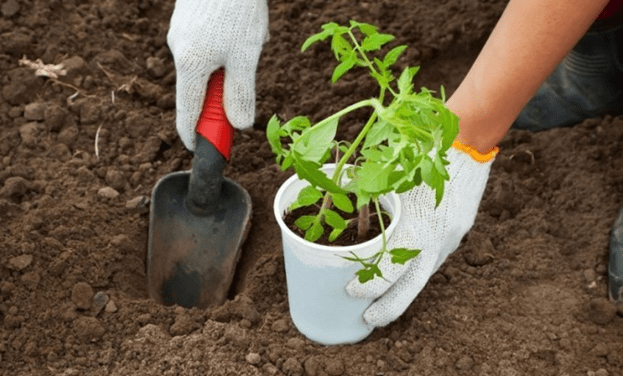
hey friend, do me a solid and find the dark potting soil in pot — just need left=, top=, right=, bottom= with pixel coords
left=282, top=193, right=392, bottom=246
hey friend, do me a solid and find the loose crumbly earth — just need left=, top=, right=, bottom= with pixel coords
left=1, top=0, right=623, bottom=375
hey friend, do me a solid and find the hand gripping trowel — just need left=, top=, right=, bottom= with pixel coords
left=147, top=69, right=252, bottom=308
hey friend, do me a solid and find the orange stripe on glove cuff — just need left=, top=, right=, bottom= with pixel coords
left=452, top=139, right=499, bottom=163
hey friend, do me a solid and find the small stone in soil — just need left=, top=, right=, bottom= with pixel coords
left=92, top=292, right=109, bottom=315
left=104, top=300, right=117, bottom=313
left=7, top=254, right=32, bottom=270
left=98, top=187, right=120, bottom=200
left=125, top=196, right=150, bottom=214
left=584, top=269, right=596, bottom=283
left=271, top=318, right=289, bottom=333
left=246, top=352, right=261, bottom=365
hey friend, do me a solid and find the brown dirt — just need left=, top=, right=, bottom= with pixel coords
left=1, top=0, right=622, bottom=375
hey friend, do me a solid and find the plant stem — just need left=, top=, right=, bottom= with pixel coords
left=308, top=100, right=373, bottom=135
left=357, top=204, right=370, bottom=242
left=347, top=30, right=380, bottom=78
left=374, top=198, right=387, bottom=255
left=331, top=95, right=385, bottom=185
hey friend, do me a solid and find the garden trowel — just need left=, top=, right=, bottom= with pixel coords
left=147, top=69, right=252, bottom=309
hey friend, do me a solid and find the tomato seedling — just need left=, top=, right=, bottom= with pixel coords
left=267, top=21, right=459, bottom=283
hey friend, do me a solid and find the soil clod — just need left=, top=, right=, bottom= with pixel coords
left=587, top=298, right=618, bottom=325
left=71, top=282, right=94, bottom=310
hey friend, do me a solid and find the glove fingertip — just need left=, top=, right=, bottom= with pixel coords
left=223, top=90, right=255, bottom=130
left=176, top=121, right=196, bottom=151
left=222, top=69, right=257, bottom=130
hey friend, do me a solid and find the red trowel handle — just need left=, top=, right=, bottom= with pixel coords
left=196, top=69, right=234, bottom=160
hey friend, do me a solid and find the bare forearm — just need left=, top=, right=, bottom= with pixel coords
left=447, top=0, right=609, bottom=152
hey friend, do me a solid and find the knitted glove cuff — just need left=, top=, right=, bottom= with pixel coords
left=452, top=139, right=499, bottom=163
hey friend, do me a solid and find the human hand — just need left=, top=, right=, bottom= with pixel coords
left=167, top=0, right=269, bottom=151
left=346, top=141, right=498, bottom=327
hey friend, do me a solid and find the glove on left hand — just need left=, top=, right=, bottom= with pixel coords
left=346, top=142, right=498, bottom=328
left=167, top=0, right=269, bottom=151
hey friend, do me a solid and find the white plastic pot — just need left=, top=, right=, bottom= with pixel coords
left=273, top=164, right=401, bottom=345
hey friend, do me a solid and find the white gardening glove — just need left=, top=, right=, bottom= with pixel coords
left=346, top=141, right=498, bottom=327
left=167, top=0, right=269, bottom=151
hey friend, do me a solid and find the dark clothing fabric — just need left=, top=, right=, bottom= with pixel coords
left=599, top=0, right=623, bottom=20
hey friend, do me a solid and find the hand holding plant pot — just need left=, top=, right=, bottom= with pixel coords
left=346, top=142, right=498, bottom=328
left=268, top=21, right=496, bottom=345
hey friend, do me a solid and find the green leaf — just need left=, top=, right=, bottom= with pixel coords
left=284, top=116, right=311, bottom=133
left=301, top=28, right=333, bottom=52
left=330, top=192, right=354, bottom=213
left=356, top=264, right=382, bottom=283
left=305, top=221, right=324, bottom=242
left=266, top=115, right=282, bottom=156
left=332, top=52, right=357, bottom=83
left=290, top=185, right=323, bottom=211
left=363, top=119, right=393, bottom=149
left=373, top=57, right=387, bottom=72
left=321, top=22, right=339, bottom=34
left=383, top=45, right=407, bottom=67
left=357, top=160, right=392, bottom=194
left=281, top=153, right=294, bottom=171
left=419, top=156, right=445, bottom=206
left=397, top=66, right=420, bottom=95
left=324, top=209, right=347, bottom=230
left=355, top=189, right=371, bottom=210
left=389, top=248, right=421, bottom=265
left=294, top=118, right=338, bottom=164
left=329, top=228, right=344, bottom=242
left=293, top=156, right=347, bottom=194
left=370, top=71, right=390, bottom=89
left=294, top=215, right=316, bottom=231
left=433, top=152, right=450, bottom=180
left=361, top=33, right=395, bottom=52
left=352, top=21, right=378, bottom=36
left=331, top=34, right=352, bottom=59
left=360, top=148, right=384, bottom=161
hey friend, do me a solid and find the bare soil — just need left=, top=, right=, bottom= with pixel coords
left=1, top=0, right=623, bottom=375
